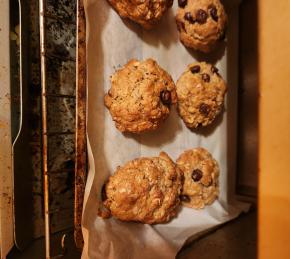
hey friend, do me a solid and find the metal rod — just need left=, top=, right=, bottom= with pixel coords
left=39, top=0, right=51, bottom=258
left=39, top=0, right=75, bottom=257
left=75, top=0, right=87, bottom=249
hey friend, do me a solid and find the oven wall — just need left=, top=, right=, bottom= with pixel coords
left=0, top=0, right=14, bottom=257
left=237, top=0, right=258, bottom=199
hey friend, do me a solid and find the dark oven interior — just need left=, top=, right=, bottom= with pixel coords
left=9, top=0, right=80, bottom=258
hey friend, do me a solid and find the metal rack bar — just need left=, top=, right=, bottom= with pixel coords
left=40, top=0, right=72, bottom=258
left=74, top=0, right=87, bottom=250
left=39, top=0, right=51, bottom=257
left=40, top=0, right=80, bottom=256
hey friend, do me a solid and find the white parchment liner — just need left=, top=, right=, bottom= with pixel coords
left=82, top=1, right=248, bottom=258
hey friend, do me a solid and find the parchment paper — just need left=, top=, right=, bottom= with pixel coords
left=82, top=1, right=249, bottom=258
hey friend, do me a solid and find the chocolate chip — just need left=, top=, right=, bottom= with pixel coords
left=211, top=66, right=221, bottom=76
left=178, top=0, right=187, bottom=8
left=184, top=12, right=195, bottom=24
left=199, top=103, right=210, bottom=116
left=201, top=73, right=210, bottom=82
left=190, top=65, right=200, bottom=74
left=101, top=183, right=107, bottom=201
left=177, top=21, right=186, bottom=32
left=191, top=169, right=203, bottom=182
left=180, top=173, right=185, bottom=183
left=211, top=66, right=219, bottom=74
left=170, top=174, right=177, bottom=181
left=196, top=9, right=208, bottom=24
left=209, top=5, right=218, bottom=22
left=180, top=195, right=191, bottom=202
left=160, top=90, right=172, bottom=105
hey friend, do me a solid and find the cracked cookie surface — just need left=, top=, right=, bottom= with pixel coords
left=107, top=0, right=174, bottom=29
left=103, top=152, right=183, bottom=224
left=176, top=62, right=227, bottom=129
left=176, top=0, right=227, bottom=52
left=105, top=59, right=177, bottom=133
left=177, top=148, right=219, bottom=209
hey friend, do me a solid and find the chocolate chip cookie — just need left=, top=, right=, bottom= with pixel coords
left=176, top=148, right=219, bottom=209
left=107, top=0, right=174, bottom=29
left=176, top=62, right=227, bottom=129
left=104, top=59, right=177, bottom=133
left=102, top=152, right=183, bottom=224
left=176, top=0, right=227, bottom=52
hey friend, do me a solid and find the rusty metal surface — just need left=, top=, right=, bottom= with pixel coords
left=42, top=3, right=77, bottom=236
left=74, top=0, right=87, bottom=250
left=9, top=0, right=81, bottom=256
left=0, top=0, right=14, bottom=256
left=39, top=0, right=77, bottom=257
left=39, top=0, right=50, bottom=255
left=9, top=0, right=77, bottom=244
left=9, top=0, right=86, bottom=254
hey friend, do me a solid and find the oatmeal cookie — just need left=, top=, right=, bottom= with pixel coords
left=176, top=62, right=227, bottom=129
left=177, top=148, right=219, bottom=209
left=102, top=152, right=183, bottom=224
left=104, top=59, right=177, bottom=133
left=107, top=0, right=174, bottom=29
left=176, top=0, right=227, bottom=52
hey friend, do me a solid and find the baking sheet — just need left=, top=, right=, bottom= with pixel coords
left=82, top=0, right=248, bottom=258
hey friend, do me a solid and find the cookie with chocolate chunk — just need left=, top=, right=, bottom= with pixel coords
left=104, top=59, right=177, bottom=133
left=107, top=0, right=173, bottom=29
left=176, top=0, right=227, bottom=53
left=177, top=148, right=219, bottom=209
left=176, top=62, right=227, bottom=129
left=102, top=152, right=183, bottom=224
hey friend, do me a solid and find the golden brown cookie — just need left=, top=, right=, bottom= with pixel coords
left=176, top=0, right=227, bottom=53
left=104, top=59, right=177, bottom=133
left=176, top=148, right=219, bottom=209
left=102, top=152, right=183, bottom=224
left=107, top=0, right=174, bottom=29
left=176, top=62, right=227, bottom=129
